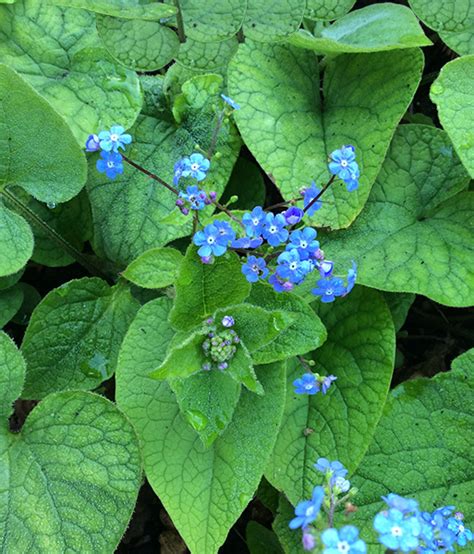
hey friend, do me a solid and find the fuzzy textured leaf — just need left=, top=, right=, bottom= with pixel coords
left=243, top=0, right=306, bottom=42
left=0, top=203, right=34, bottom=278
left=305, top=0, right=355, bottom=20
left=49, top=0, right=176, bottom=19
left=0, top=286, right=23, bottom=329
left=179, top=0, right=246, bottom=42
left=0, top=332, right=25, bottom=420
left=123, top=247, right=183, bottom=289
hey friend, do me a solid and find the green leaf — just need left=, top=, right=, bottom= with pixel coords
left=228, top=43, right=423, bottom=228
left=88, top=75, right=241, bottom=267
left=97, top=15, right=180, bottom=71
left=116, top=294, right=287, bottom=553
left=323, top=125, right=473, bottom=307
left=122, top=247, right=183, bottom=289
left=383, top=292, right=415, bottom=332
left=0, top=1, right=142, bottom=142
left=11, top=283, right=41, bottom=326
left=349, top=349, right=474, bottom=550
left=21, top=278, right=139, bottom=399
left=170, top=248, right=251, bottom=331
left=49, top=0, right=176, bottom=19
left=0, top=202, right=34, bottom=278
left=0, top=332, right=25, bottom=420
left=221, top=157, right=266, bottom=210
left=247, top=282, right=327, bottom=364
left=246, top=521, right=284, bottom=554
left=177, top=37, right=239, bottom=72
left=179, top=0, right=246, bottom=42
left=438, top=28, right=474, bottom=56
left=0, top=285, right=23, bottom=328
left=305, top=0, right=355, bottom=21
left=289, top=4, right=431, bottom=54
left=0, top=391, right=141, bottom=552
left=265, top=287, right=395, bottom=504
left=171, top=370, right=241, bottom=447
left=0, top=269, right=24, bottom=291
left=227, top=341, right=263, bottom=394
left=430, top=56, right=474, bottom=178
left=409, top=0, right=473, bottom=33
left=243, top=0, right=306, bottom=42
left=273, top=495, right=304, bottom=553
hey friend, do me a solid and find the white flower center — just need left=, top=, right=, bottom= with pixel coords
left=326, top=288, right=333, bottom=295
left=304, top=383, right=313, bottom=390
left=110, top=133, right=119, bottom=141
left=107, top=161, right=114, bottom=168
left=289, top=262, right=298, bottom=270
left=305, top=505, right=315, bottom=517
left=191, top=163, right=200, bottom=171
left=252, top=218, right=259, bottom=225
left=207, top=237, right=215, bottom=244
left=391, top=525, right=403, bottom=537
left=341, top=160, right=348, bottom=167
left=337, top=541, right=350, bottom=553
left=269, top=226, right=277, bottom=233
left=252, top=264, right=259, bottom=272
left=459, top=525, right=465, bottom=533
left=300, top=241, right=307, bottom=248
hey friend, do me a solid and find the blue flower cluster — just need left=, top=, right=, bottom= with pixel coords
left=293, top=372, right=337, bottom=395
left=173, top=152, right=211, bottom=185
left=85, top=125, right=132, bottom=180
left=328, top=145, right=360, bottom=192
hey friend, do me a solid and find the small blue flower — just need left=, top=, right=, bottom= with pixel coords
left=374, top=509, right=421, bottom=552
left=193, top=224, right=228, bottom=258
left=98, top=125, right=132, bottom=152
left=96, top=151, right=124, bottom=179
left=448, top=515, right=473, bottom=547
left=344, top=165, right=360, bottom=192
left=231, top=236, right=263, bottom=249
left=214, top=220, right=236, bottom=244
left=289, top=486, right=325, bottom=530
left=321, top=374, right=337, bottom=394
left=419, top=507, right=456, bottom=552
left=179, top=185, right=207, bottom=210
left=287, top=228, right=319, bottom=261
left=242, top=206, right=266, bottom=238
left=221, top=93, right=240, bottom=110
left=312, top=277, right=345, bottom=303
left=276, top=249, right=312, bottom=284
left=345, top=261, right=357, bottom=295
left=382, top=494, right=419, bottom=514
left=333, top=476, right=351, bottom=493
left=85, top=133, right=100, bottom=152
left=241, top=256, right=269, bottom=283
left=263, top=213, right=289, bottom=247
left=314, top=458, right=348, bottom=479
left=321, top=526, right=367, bottom=554
left=283, top=206, right=304, bottom=225
left=222, top=316, right=234, bottom=328
left=173, top=158, right=190, bottom=186
left=317, top=260, right=334, bottom=278
left=269, top=273, right=294, bottom=292
left=303, top=182, right=323, bottom=216
left=184, top=153, right=211, bottom=182
left=293, top=373, right=320, bottom=395
left=328, top=145, right=358, bottom=182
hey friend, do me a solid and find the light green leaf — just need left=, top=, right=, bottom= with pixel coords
left=246, top=521, right=284, bottom=554
left=49, top=0, right=176, bottom=19
left=122, top=247, right=183, bottom=289
left=289, top=4, right=431, bottom=54
left=116, top=294, right=287, bottom=554
left=349, top=349, right=474, bottom=550
left=383, top=291, right=415, bottom=332
left=409, top=0, right=473, bottom=33
left=247, top=282, right=327, bottom=364
left=21, top=278, right=139, bottom=399
left=0, top=285, right=23, bottom=328
left=0, top=391, right=141, bottom=552
left=170, top=248, right=250, bottom=331
left=323, top=125, right=473, bottom=307
left=0, top=332, right=25, bottom=420
left=0, top=202, right=34, bottom=278
left=305, top=0, right=355, bottom=21
left=179, top=0, right=246, bottom=42
left=431, top=56, right=474, bottom=178
left=265, top=287, right=395, bottom=504
left=228, top=43, right=423, bottom=228
left=88, top=74, right=241, bottom=267
left=221, top=157, right=266, bottom=210
left=171, top=371, right=241, bottom=447
left=227, top=341, right=263, bottom=394
left=439, top=28, right=474, bottom=56
left=0, top=1, right=142, bottom=143
left=243, top=0, right=306, bottom=42
left=97, top=15, right=180, bottom=71
left=177, top=37, right=239, bottom=72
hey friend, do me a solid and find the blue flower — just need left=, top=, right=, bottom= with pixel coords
left=303, top=182, right=323, bottom=216
left=344, top=165, right=360, bottom=192
left=173, top=158, right=189, bottom=186
left=382, top=494, right=419, bottom=514
left=321, top=374, right=337, bottom=394
left=302, top=529, right=316, bottom=551
left=276, top=249, right=312, bottom=284
left=242, top=206, right=266, bottom=238
left=321, top=526, right=367, bottom=554
left=314, top=458, right=348, bottom=480
left=85, top=133, right=100, bottom=152
left=96, top=151, right=124, bottom=179
left=231, top=236, right=263, bottom=249
left=328, top=145, right=358, bottom=182
left=289, top=486, right=325, bottom=530
left=293, top=373, right=320, bottom=395
left=221, top=93, right=240, bottom=110
left=184, top=153, right=211, bottom=182
left=374, top=509, right=421, bottom=552
left=448, top=515, right=473, bottom=547
left=98, top=125, right=132, bottom=152
left=263, top=213, right=289, bottom=247
left=333, top=476, right=351, bottom=493
left=312, top=277, right=345, bottom=303
left=193, top=224, right=228, bottom=258
left=222, top=316, right=234, bottom=328
left=241, top=256, right=269, bottom=283
left=317, top=260, right=334, bottom=278
left=179, top=185, right=207, bottom=210
left=283, top=206, right=304, bottom=225
left=344, top=261, right=357, bottom=295
left=419, top=507, right=456, bottom=551
left=214, top=220, right=236, bottom=243
left=287, top=228, right=319, bottom=260
left=269, top=273, right=294, bottom=292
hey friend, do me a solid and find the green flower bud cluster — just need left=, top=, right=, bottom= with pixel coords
left=201, top=316, right=240, bottom=371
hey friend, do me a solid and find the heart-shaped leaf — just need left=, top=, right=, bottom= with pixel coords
left=122, top=247, right=183, bottom=289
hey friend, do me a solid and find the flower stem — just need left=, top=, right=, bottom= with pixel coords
left=303, top=175, right=336, bottom=214
left=122, top=155, right=179, bottom=195
left=173, top=0, right=186, bottom=42
left=328, top=493, right=336, bottom=527
left=207, top=109, right=226, bottom=159
left=212, top=199, right=246, bottom=229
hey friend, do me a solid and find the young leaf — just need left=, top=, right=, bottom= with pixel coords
left=21, top=278, right=139, bottom=399
left=348, top=349, right=474, bottom=549
left=0, top=286, right=24, bottom=329
left=228, top=43, right=423, bottom=229
left=323, top=125, right=473, bottom=307
left=265, top=287, right=395, bottom=504
left=431, top=56, right=474, bottom=178
left=122, top=247, right=183, bottom=289
left=243, top=0, right=306, bottom=42
left=0, top=332, right=26, bottom=420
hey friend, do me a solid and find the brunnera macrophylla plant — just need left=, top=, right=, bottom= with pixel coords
left=0, top=1, right=473, bottom=553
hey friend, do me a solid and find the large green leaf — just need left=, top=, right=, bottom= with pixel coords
left=88, top=74, right=241, bottom=267
left=0, top=202, right=34, bottom=278
left=228, top=43, right=423, bottom=229
left=21, top=278, right=139, bottom=399
left=409, top=0, right=473, bottom=33
left=0, top=332, right=25, bottom=420
left=323, top=125, right=473, bottom=307
left=179, top=0, right=246, bottom=42
left=122, top=246, right=183, bottom=289
left=0, top=0, right=142, bottom=142
left=116, top=296, right=287, bottom=554
left=430, top=56, right=474, bottom=178
left=243, top=0, right=306, bottom=42
left=177, top=37, right=239, bottom=72
left=438, top=28, right=474, bottom=56
left=305, top=0, right=355, bottom=21
left=0, top=286, right=23, bottom=328
left=289, top=4, right=431, bottom=54
left=349, top=349, right=474, bottom=551
left=265, top=287, right=395, bottom=504
left=49, top=0, right=176, bottom=19
left=170, top=248, right=250, bottom=331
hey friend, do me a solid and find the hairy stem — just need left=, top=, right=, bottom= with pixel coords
left=303, top=175, right=336, bottom=214
left=173, top=0, right=186, bottom=43
left=207, top=110, right=226, bottom=159
left=122, top=155, right=178, bottom=195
